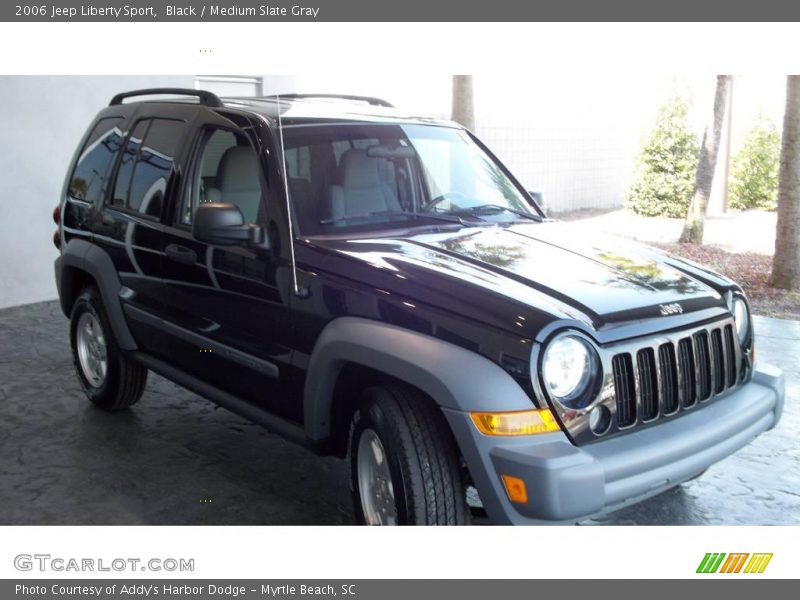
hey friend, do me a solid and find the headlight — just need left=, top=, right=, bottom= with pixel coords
left=541, top=334, right=599, bottom=407
left=732, top=297, right=750, bottom=344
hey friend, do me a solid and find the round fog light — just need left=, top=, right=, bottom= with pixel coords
left=589, top=405, right=611, bottom=435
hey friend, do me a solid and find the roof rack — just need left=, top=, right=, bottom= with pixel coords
left=109, top=88, right=224, bottom=108
left=274, top=94, right=395, bottom=108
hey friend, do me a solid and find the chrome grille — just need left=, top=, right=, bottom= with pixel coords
left=612, top=354, right=636, bottom=427
left=711, top=328, right=725, bottom=394
left=696, top=330, right=712, bottom=401
left=677, top=337, right=696, bottom=408
left=724, top=325, right=737, bottom=387
left=658, top=342, right=679, bottom=414
left=610, top=321, right=739, bottom=432
left=636, top=347, right=658, bottom=421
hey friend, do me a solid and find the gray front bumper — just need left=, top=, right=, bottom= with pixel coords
left=444, top=362, right=785, bottom=525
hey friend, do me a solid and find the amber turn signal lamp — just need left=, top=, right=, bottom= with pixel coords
left=470, top=409, right=560, bottom=436
left=501, top=474, right=528, bottom=504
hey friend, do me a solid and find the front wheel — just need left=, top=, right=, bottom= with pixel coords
left=350, top=385, right=468, bottom=525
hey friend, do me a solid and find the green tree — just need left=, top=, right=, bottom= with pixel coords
left=627, top=93, right=699, bottom=218
left=729, top=115, right=781, bottom=211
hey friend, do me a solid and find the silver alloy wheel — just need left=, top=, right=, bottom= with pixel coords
left=76, top=312, right=108, bottom=388
left=357, top=428, right=397, bottom=525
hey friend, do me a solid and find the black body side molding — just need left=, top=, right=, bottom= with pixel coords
left=131, top=351, right=309, bottom=448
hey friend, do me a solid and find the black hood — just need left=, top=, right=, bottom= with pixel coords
left=314, top=221, right=730, bottom=333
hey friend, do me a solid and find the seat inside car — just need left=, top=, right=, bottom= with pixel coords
left=329, top=148, right=401, bottom=221
left=207, top=145, right=262, bottom=223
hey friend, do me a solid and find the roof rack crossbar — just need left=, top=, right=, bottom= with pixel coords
left=109, top=88, right=224, bottom=108
left=274, top=94, right=394, bottom=108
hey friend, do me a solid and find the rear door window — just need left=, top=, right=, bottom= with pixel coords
left=111, top=120, right=149, bottom=208
left=111, top=118, right=187, bottom=219
left=68, top=117, right=124, bottom=204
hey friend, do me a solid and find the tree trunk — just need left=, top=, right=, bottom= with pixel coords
left=679, top=75, right=733, bottom=244
left=451, top=75, right=475, bottom=131
left=770, top=76, right=800, bottom=289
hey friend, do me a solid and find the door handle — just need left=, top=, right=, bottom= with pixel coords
left=165, top=243, right=197, bottom=265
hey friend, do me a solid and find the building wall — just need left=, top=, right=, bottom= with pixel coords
left=471, top=73, right=675, bottom=215
left=0, top=76, right=195, bottom=309
left=474, top=74, right=785, bottom=216
left=478, top=119, right=639, bottom=213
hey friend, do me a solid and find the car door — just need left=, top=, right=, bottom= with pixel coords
left=90, top=105, right=196, bottom=354
left=159, top=109, right=296, bottom=419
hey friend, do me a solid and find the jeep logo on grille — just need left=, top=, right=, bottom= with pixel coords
left=659, top=302, right=683, bottom=316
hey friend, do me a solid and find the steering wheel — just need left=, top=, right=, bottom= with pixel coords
left=422, top=191, right=467, bottom=212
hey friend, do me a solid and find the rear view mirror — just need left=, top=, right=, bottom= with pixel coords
left=366, top=144, right=417, bottom=159
left=193, top=203, right=267, bottom=247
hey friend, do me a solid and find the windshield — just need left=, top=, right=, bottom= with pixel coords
left=281, top=123, right=538, bottom=237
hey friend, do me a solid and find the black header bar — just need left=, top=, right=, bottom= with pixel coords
left=4, top=1, right=800, bottom=22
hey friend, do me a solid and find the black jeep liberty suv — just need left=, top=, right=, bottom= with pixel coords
left=54, top=89, right=785, bottom=525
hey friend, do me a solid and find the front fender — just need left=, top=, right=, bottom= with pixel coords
left=303, top=316, right=535, bottom=442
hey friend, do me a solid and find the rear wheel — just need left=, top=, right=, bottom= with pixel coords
left=350, top=384, right=468, bottom=525
left=70, top=287, right=147, bottom=410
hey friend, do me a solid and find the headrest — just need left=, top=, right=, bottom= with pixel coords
left=339, top=148, right=384, bottom=190
left=218, top=146, right=260, bottom=193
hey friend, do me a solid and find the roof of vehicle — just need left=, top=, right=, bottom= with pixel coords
left=108, top=88, right=460, bottom=128
left=223, top=95, right=458, bottom=128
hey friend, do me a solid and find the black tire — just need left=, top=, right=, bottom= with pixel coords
left=349, top=384, right=468, bottom=525
left=70, top=286, right=147, bottom=410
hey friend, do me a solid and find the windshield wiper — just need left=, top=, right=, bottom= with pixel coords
left=320, top=211, right=478, bottom=227
left=454, top=204, right=542, bottom=222
left=375, top=210, right=481, bottom=227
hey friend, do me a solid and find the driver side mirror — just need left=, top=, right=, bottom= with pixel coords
left=527, top=190, right=545, bottom=211
left=528, top=190, right=547, bottom=215
left=193, top=203, right=267, bottom=248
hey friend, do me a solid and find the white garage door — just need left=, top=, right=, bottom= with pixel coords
left=195, top=76, right=263, bottom=97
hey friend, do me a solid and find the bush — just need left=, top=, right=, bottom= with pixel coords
left=729, top=116, right=781, bottom=211
left=627, top=94, right=699, bottom=218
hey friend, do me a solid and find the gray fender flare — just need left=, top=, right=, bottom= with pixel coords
left=303, top=316, right=535, bottom=442
left=56, top=238, right=137, bottom=351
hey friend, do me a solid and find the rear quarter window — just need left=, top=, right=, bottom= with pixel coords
left=111, top=118, right=187, bottom=219
left=68, top=117, right=124, bottom=204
